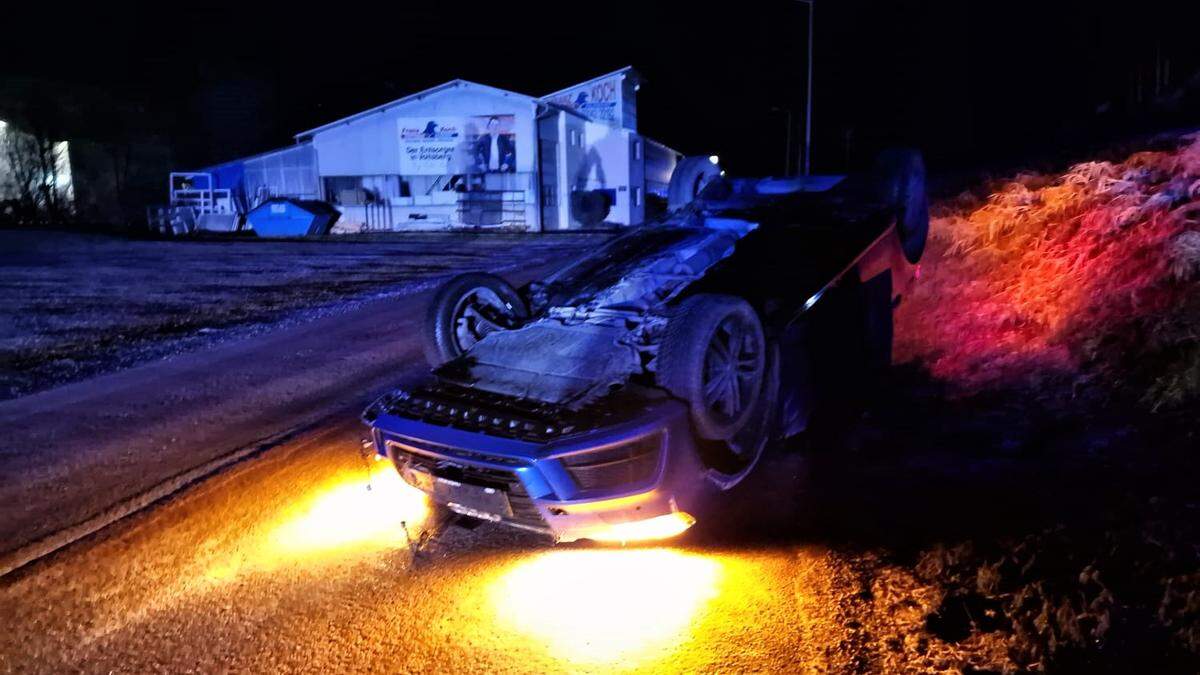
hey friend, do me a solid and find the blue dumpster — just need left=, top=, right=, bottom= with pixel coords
left=245, top=198, right=340, bottom=238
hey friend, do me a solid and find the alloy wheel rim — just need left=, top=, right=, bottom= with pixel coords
left=452, top=287, right=508, bottom=352
left=702, top=314, right=763, bottom=424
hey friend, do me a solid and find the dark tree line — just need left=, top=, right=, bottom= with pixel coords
left=1, top=79, right=174, bottom=230
left=1, top=92, right=71, bottom=225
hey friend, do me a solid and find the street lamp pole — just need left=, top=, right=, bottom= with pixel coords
left=798, top=0, right=814, bottom=175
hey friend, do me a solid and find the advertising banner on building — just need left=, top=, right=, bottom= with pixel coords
left=397, top=118, right=461, bottom=175
left=544, top=73, right=622, bottom=127
left=397, top=115, right=517, bottom=175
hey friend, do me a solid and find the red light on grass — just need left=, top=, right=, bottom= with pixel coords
left=896, top=139, right=1199, bottom=394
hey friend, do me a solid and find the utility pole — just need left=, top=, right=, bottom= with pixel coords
left=797, top=0, right=814, bottom=175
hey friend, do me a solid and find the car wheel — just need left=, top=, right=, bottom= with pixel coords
left=422, top=272, right=527, bottom=367
left=875, top=149, right=929, bottom=264
left=667, top=156, right=722, bottom=211
left=658, top=294, right=766, bottom=441
left=695, top=340, right=780, bottom=489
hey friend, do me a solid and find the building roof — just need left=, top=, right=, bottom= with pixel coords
left=293, top=79, right=541, bottom=140
left=294, top=67, right=639, bottom=141
left=643, top=135, right=684, bottom=159
left=537, top=101, right=591, bottom=121
left=540, top=66, right=638, bottom=100
left=196, top=140, right=312, bottom=173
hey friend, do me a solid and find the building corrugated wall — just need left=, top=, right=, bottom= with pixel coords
left=243, top=144, right=319, bottom=205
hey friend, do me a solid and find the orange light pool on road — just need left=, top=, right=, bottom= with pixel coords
left=206, top=467, right=430, bottom=581
left=267, top=468, right=430, bottom=559
left=489, top=548, right=721, bottom=666
left=587, top=511, right=696, bottom=544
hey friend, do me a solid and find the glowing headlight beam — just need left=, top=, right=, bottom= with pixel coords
left=204, top=468, right=430, bottom=582
left=489, top=548, right=721, bottom=666
left=267, top=468, right=429, bottom=557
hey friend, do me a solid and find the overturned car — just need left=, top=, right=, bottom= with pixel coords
left=363, top=151, right=929, bottom=543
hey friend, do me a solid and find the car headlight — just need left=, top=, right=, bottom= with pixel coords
left=587, top=511, right=696, bottom=543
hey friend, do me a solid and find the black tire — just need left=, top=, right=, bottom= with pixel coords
left=875, top=149, right=929, bottom=264
left=667, top=156, right=722, bottom=211
left=422, top=273, right=527, bottom=367
left=658, top=294, right=766, bottom=441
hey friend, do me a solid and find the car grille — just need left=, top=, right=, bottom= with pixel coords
left=560, top=432, right=663, bottom=492
left=389, top=434, right=525, bottom=467
left=368, top=383, right=662, bottom=443
left=386, top=439, right=544, bottom=529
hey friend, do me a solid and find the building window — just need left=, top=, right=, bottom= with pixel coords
left=570, top=129, right=580, bottom=146
left=324, top=176, right=361, bottom=205
left=633, top=186, right=642, bottom=207
left=633, top=140, right=642, bottom=160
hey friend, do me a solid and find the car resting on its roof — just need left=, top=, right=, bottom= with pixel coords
left=362, top=150, right=929, bottom=543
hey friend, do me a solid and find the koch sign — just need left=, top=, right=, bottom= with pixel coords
left=545, top=74, right=623, bottom=127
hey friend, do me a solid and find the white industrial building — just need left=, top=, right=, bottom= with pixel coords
left=168, top=67, right=687, bottom=233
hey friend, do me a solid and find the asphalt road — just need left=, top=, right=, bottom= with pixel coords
left=0, top=417, right=888, bottom=673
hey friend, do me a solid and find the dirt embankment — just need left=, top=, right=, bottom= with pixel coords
left=865, top=132, right=1200, bottom=671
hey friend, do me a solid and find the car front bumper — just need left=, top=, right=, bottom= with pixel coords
left=368, top=397, right=713, bottom=543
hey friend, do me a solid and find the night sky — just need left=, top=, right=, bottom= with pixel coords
left=5, top=1, right=1200, bottom=175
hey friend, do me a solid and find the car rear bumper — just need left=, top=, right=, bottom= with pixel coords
left=367, top=397, right=712, bottom=542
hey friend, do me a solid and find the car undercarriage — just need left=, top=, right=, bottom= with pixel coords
left=365, top=152, right=929, bottom=542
